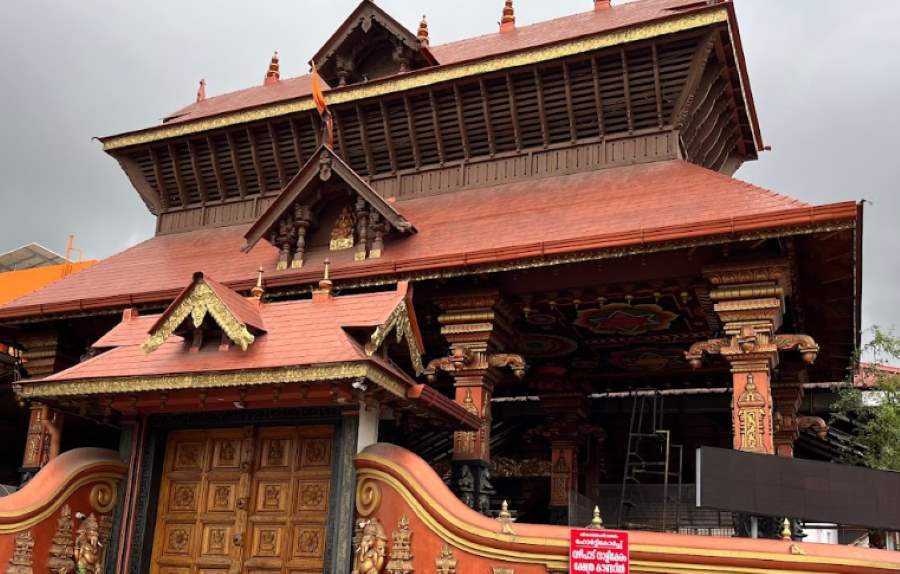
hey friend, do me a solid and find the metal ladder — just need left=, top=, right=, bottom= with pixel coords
left=617, top=390, right=684, bottom=532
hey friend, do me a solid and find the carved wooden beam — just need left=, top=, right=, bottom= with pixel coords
left=246, top=127, right=268, bottom=194
left=670, top=31, right=716, bottom=127
left=206, top=135, right=227, bottom=201
left=534, top=69, right=550, bottom=147
left=651, top=43, right=664, bottom=129
left=621, top=49, right=634, bottom=133
left=685, top=329, right=818, bottom=369
left=186, top=139, right=208, bottom=203
left=354, top=105, right=375, bottom=176
left=149, top=146, right=169, bottom=210
left=451, top=85, right=468, bottom=159
left=479, top=78, right=496, bottom=156
left=427, top=88, right=446, bottom=164
left=505, top=73, right=522, bottom=151
left=289, top=118, right=305, bottom=168
left=403, top=94, right=421, bottom=168
left=167, top=142, right=190, bottom=207
left=379, top=99, right=398, bottom=172
left=225, top=131, right=248, bottom=199
left=590, top=55, right=606, bottom=137
left=562, top=62, right=577, bottom=142
left=334, top=109, right=348, bottom=159
left=713, top=32, right=747, bottom=156
left=267, top=122, right=287, bottom=187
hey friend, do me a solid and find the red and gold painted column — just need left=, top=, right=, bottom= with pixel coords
left=21, top=403, right=64, bottom=476
left=686, top=261, right=818, bottom=455
left=424, top=290, right=524, bottom=514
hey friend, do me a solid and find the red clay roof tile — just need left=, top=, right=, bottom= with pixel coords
left=37, top=289, right=405, bottom=383
left=156, top=0, right=718, bottom=126
left=0, top=161, right=854, bottom=320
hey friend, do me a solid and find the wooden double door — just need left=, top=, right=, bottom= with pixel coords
left=150, top=425, right=334, bottom=574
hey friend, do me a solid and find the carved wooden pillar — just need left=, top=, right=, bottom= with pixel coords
left=686, top=261, right=818, bottom=456
left=22, top=402, right=63, bottom=479
left=772, top=364, right=807, bottom=458
left=424, top=290, right=524, bottom=514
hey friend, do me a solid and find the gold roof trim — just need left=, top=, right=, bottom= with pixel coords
left=365, top=299, right=424, bottom=375
left=102, top=9, right=727, bottom=151
left=141, top=281, right=255, bottom=353
left=14, top=362, right=407, bottom=400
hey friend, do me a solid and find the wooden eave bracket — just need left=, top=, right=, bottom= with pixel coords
left=141, top=272, right=264, bottom=354
left=242, top=144, right=415, bottom=254
left=362, top=282, right=425, bottom=375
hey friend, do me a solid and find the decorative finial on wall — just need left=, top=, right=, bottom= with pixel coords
left=499, top=0, right=515, bottom=32
left=417, top=14, right=430, bottom=46
left=264, top=51, right=280, bottom=86
left=250, top=266, right=265, bottom=299
left=196, top=78, right=206, bottom=102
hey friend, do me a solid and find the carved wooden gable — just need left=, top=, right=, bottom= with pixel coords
left=141, top=272, right=265, bottom=353
left=243, top=145, right=415, bottom=270
left=312, top=0, right=436, bottom=87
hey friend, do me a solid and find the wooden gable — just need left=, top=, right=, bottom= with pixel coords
left=243, top=144, right=415, bottom=270
left=141, top=271, right=265, bottom=353
left=312, top=0, right=436, bottom=87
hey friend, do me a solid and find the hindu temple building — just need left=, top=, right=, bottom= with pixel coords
left=0, top=1, right=896, bottom=573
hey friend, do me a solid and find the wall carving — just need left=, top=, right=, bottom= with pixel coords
left=435, top=544, right=457, bottom=574
left=47, top=505, right=75, bottom=574
left=386, top=515, right=413, bottom=574
left=352, top=518, right=387, bottom=574
left=5, top=530, right=33, bottom=574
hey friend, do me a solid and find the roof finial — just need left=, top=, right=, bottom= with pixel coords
left=589, top=506, right=604, bottom=529
left=499, top=0, right=515, bottom=33
left=319, top=258, right=333, bottom=293
left=595, top=0, right=611, bottom=10
left=264, top=51, right=280, bottom=86
left=781, top=518, right=792, bottom=541
left=417, top=15, right=430, bottom=46
left=250, top=266, right=265, bottom=299
left=196, top=78, right=206, bottom=103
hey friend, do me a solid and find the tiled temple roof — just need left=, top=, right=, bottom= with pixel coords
left=0, top=160, right=856, bottom=321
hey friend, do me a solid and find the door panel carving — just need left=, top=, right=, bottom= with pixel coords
left=150, top=425, right=333, bottom=574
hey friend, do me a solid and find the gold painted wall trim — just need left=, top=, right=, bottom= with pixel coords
left=14, top=361, right=407, bottom=399
left=102, top=9, right=728, bottom=150
left=356, top=451, right=900, bottom=574
left=0, top=473, right=123, bottom=534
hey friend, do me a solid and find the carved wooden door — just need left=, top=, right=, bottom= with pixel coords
left=149, top=425, right=333, bottom=574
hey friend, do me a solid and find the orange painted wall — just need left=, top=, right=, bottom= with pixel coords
left=0, top=261, right=96, bottom=305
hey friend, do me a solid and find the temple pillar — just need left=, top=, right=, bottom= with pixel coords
left=686, top=260, right=818, bottom=456
left=424, top=290, right=524, bottom=514
left=21, top=402, right=64, bottom=480
left=772, top=364, right=807, bottom=458
left=685, top=260, right=818, bottom=540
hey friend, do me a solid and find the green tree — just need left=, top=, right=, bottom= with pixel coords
left=833, top=327, right=900, bottom=471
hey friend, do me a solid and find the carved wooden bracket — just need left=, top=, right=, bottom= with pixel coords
left=423, top=345, right=526, bottom=382
left=685, top=327, right=818, bottom=369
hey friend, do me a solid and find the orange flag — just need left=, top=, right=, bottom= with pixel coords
left=310, top=62, right=328, bottom=115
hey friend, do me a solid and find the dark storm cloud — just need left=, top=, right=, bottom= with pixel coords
left=1, top=0, right=897, bottom=335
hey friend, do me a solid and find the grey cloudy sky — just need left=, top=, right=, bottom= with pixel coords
left=1, top=0, right=898, bottom=335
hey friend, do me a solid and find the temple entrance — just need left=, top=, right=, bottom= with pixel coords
left=149, top=425, right=333, bottom=574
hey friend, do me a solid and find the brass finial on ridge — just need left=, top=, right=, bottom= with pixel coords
left=264, top=51, right=280, bottom=86
left=196, top=78, right=206, bottom=102
left=417, top=15, right=430, bottom=46
left=781, top=518, right=792, bottom=541
left=500, top=0, right=515, bottom=32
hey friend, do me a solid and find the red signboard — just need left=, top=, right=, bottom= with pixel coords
left=569, top=528, right=629, bottom=574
